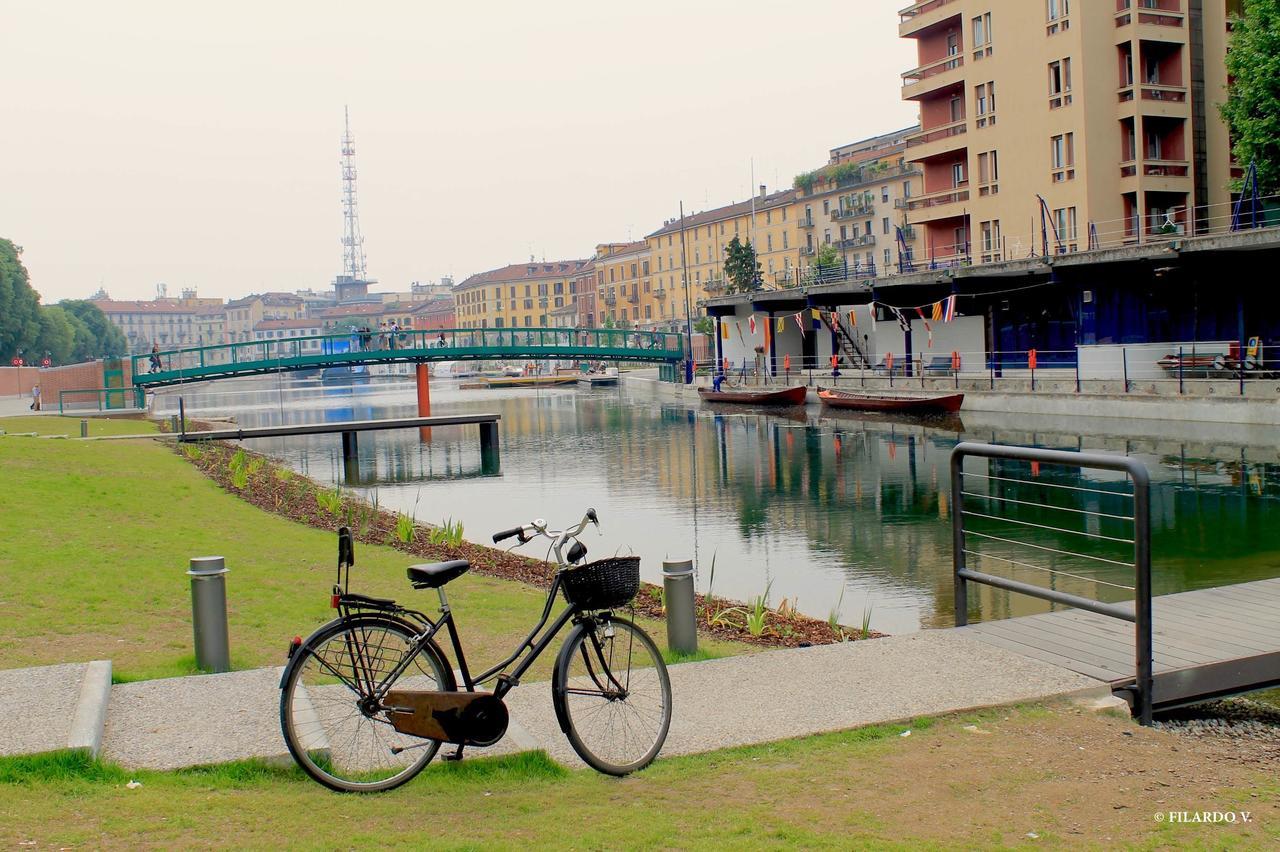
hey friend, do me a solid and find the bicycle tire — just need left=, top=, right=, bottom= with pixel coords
left=551, top=615, right=672, bottom=776
left=280, top=614, right=455, bottom=793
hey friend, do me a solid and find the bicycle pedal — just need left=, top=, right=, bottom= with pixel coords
left=444, top=746, right=465, bottom=762
left=497, top=674, right=520, bottom=689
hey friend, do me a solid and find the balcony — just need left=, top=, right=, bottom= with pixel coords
left=603, top=294, right=617, bottom=306
left=898, top=0, right=960, bottom=37
left=904, top=119, right=968, bottom=159
left=832, top=203, right=874, bottom=221
left=797, top=214, right=815, bottom=229
left=901, top=54, right=965, bottom=100
left=653, top=287, right=666, bottom=299
left=800, top=245, right=816, bottom=257
left=905, top=185, right=971, bottom=221
left=1118, top=83, right=1189, bottom=120
left=839, top=234, right=877, bottom=250
left=1116, top=4, right=1187, bottom=36
left=900, top=225, right=918, bottom=241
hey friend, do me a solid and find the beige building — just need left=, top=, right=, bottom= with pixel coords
left=899, top=0, right=1236, bottom=264
left=592, top=242, right=651, bottom=327
left=792, top=127, right=925, bottom=278
left=645, top=188, right=797, bottom=331
left=454, top=260, right=587, bottom=329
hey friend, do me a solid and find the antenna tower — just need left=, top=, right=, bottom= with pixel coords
left=341, top=106, right=367, bottom=281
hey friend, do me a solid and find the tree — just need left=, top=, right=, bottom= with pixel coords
left=59, top=300, right=128, bottom=360
left=693, top=316, right=714, bottom=336
left=1221, top=0, right=1280, bottom=193
left=0, top=239, right=42, bottom=360
left=812, top=243, right=842, bottom=282
left=723, top=236, right=762, bottom=294
left=34, top=306, right=76, bottom=364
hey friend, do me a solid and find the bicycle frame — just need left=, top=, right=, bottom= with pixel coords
left=338, top=571, right=586, bottom=704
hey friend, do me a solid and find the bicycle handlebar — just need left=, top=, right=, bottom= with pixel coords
left=491, top=509, right=599, bottom=565
left=492, top=527, right=525, bottom=544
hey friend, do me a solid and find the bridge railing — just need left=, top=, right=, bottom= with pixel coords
left=132, top=327, right=685, bottom=379
left=950, top=442, right=1154, bottom=723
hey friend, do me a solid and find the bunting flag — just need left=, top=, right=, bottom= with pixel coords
left=721, top=322, right=730, bottom=340
left=943, top=294, right=957, bottom=322
left=776, top=316, right=785, bottom=334
left=793, top=312, right=806, bottom=333
left=848, top=309, right=857, bottom=328
left=734, top=320, right=744, bottom=340
left=810, top=308, right=822, bottom=321
left=748, top=314, right=757, bottom=335
left=893, top=307, right=911, bottom=334
left=829, top=310, right=839, bottom=328
left=930, top=300, right=945, bottom=322
left=867, top=303, right=877, bottom=330
left=917, top=308, right=934, bottom=347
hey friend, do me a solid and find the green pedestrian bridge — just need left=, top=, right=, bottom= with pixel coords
left=131, top=326, right=686, bottom=389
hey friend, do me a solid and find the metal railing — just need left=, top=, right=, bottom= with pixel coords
left=57, top=386, right=146, bottom=413
left=950, top=442, right=1153, bottom=723
left=132, top=327, right=686, bottom=383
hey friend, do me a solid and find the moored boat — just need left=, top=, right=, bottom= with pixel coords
left=482, top=375, right=579, bottom=389
left=817, top=388, right=964, bottom=413
left=697, top=385, right=809, bottom=406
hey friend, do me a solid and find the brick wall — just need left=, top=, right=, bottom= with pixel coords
left=0, top=361, right=130, bottom=410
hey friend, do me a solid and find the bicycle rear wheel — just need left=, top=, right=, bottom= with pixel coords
left=552, top=615, right=672, bottom=776
left=280, top=615, right=452, bottom=792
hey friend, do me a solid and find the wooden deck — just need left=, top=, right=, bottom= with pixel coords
left=957, top=577, right=1280, bottom=710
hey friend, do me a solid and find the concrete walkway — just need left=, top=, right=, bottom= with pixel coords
left=0, top=631, right=1103, bottom=771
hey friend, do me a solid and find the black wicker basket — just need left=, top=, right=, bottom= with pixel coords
left=560, top=556, right=640, bottom=611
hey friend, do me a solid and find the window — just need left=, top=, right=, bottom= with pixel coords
left=949, top=95, right=964, bottom=122
left=766, top=233, right=773, bottom=251
left=977, top=150, right=999, bottom=195
left=881, top=185, right=889, bottom=203
left=781, top=207, right=787, bottom=221
left=903, top=180, right=912, bottom=199
left=822, top=199, right=830, bottom=214
left=824, top=229, right=832, bottom=244
left=946, top=32, right=959, bottom=63
left=980, top=220, right=1002, bottom=261
left=975, top=81, right=996, bottom=127
left=882, top=217, right=891, bottom=235
left=782, top=231, right=789, bottom=249
left=1050, top=132, right=1075, bottom=181
left=628, top=264, right=636, bottom=279
left=1052, top=207, right=1078, bottom=246
left=951, top=161, right=967, bottom=187
left=1047, top=0, right=1069, bottom=21
left=766, top=210, right=771, bottom=224
left=1048, top=58, right=1073, bottom=107
left=884, top=248, right=892, bottom=267
left=971, top=12, right=992, bottom=58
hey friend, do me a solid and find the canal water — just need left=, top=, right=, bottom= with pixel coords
left=155, top=374, right=1280, bottom=635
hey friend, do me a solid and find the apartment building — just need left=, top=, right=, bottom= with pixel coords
left=899, top=0, right=1236, bottom=263
left=792, top=127, right=925, bottom=277
left=645, top=188, right=796, bottom=331
left=454, top=260, right=587, bottom=329
left=592, top=242, right=651, bottom=327
left=93, top=300, right=205, bottom=353
left=253, top=319, right=325, bottom=353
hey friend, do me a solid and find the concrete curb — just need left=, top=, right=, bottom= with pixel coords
left=67, top=660, right=112, bottom=756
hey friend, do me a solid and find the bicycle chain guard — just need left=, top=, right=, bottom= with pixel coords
left=383, top=691, right=509, bottom=747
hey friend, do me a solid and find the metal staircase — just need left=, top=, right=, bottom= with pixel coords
left=820, top=312, right=872, bottom=369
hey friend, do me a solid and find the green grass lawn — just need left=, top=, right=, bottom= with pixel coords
left=0, top=417, right=747, bottom=681
left=0, top=705, right=1275, bottom=849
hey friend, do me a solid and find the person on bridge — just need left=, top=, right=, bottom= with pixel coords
left=149, top=344, right=162, bottom=373
left=437, top=332, right=446, bottom=348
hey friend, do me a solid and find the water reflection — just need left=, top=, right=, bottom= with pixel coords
left=154, top=375, right=1280, bottom=634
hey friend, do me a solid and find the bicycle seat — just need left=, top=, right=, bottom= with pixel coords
left=407, top=560, right=470, bottom=589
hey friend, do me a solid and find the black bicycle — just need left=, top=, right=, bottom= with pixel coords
left=279, top=509, right=672, bottom=792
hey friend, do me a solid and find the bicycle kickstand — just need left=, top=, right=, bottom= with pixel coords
left=444, top=744, right=466, bottom=762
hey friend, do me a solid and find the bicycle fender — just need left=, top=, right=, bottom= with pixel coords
left=550, top=620, right=592, bottom=735
left=278, top=614, right=457, bottom=692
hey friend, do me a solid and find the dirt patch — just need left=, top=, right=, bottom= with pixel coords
left=176, top=440, right=873, bottom=649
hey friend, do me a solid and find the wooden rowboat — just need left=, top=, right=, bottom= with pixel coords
left=480, top=375, right=578, bottom=389
left=697, top=385, right=809, bottom=406
left=817, top=388, right=964, bottom=414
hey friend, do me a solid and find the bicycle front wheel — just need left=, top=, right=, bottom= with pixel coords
left=552, top=615, right=672, bottom=775
left=280, top=615, right=452, bottom=793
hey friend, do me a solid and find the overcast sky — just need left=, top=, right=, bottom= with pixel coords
left=2, top=1, right=917, bottom=303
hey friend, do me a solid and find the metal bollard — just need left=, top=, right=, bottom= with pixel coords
left=80, top=419, right=88, bottom=438
left=169, top=414, right=180, bottom=433
left=662, top=559, right=697, bottom=655
left=187, top=556, right=231, bottom=673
